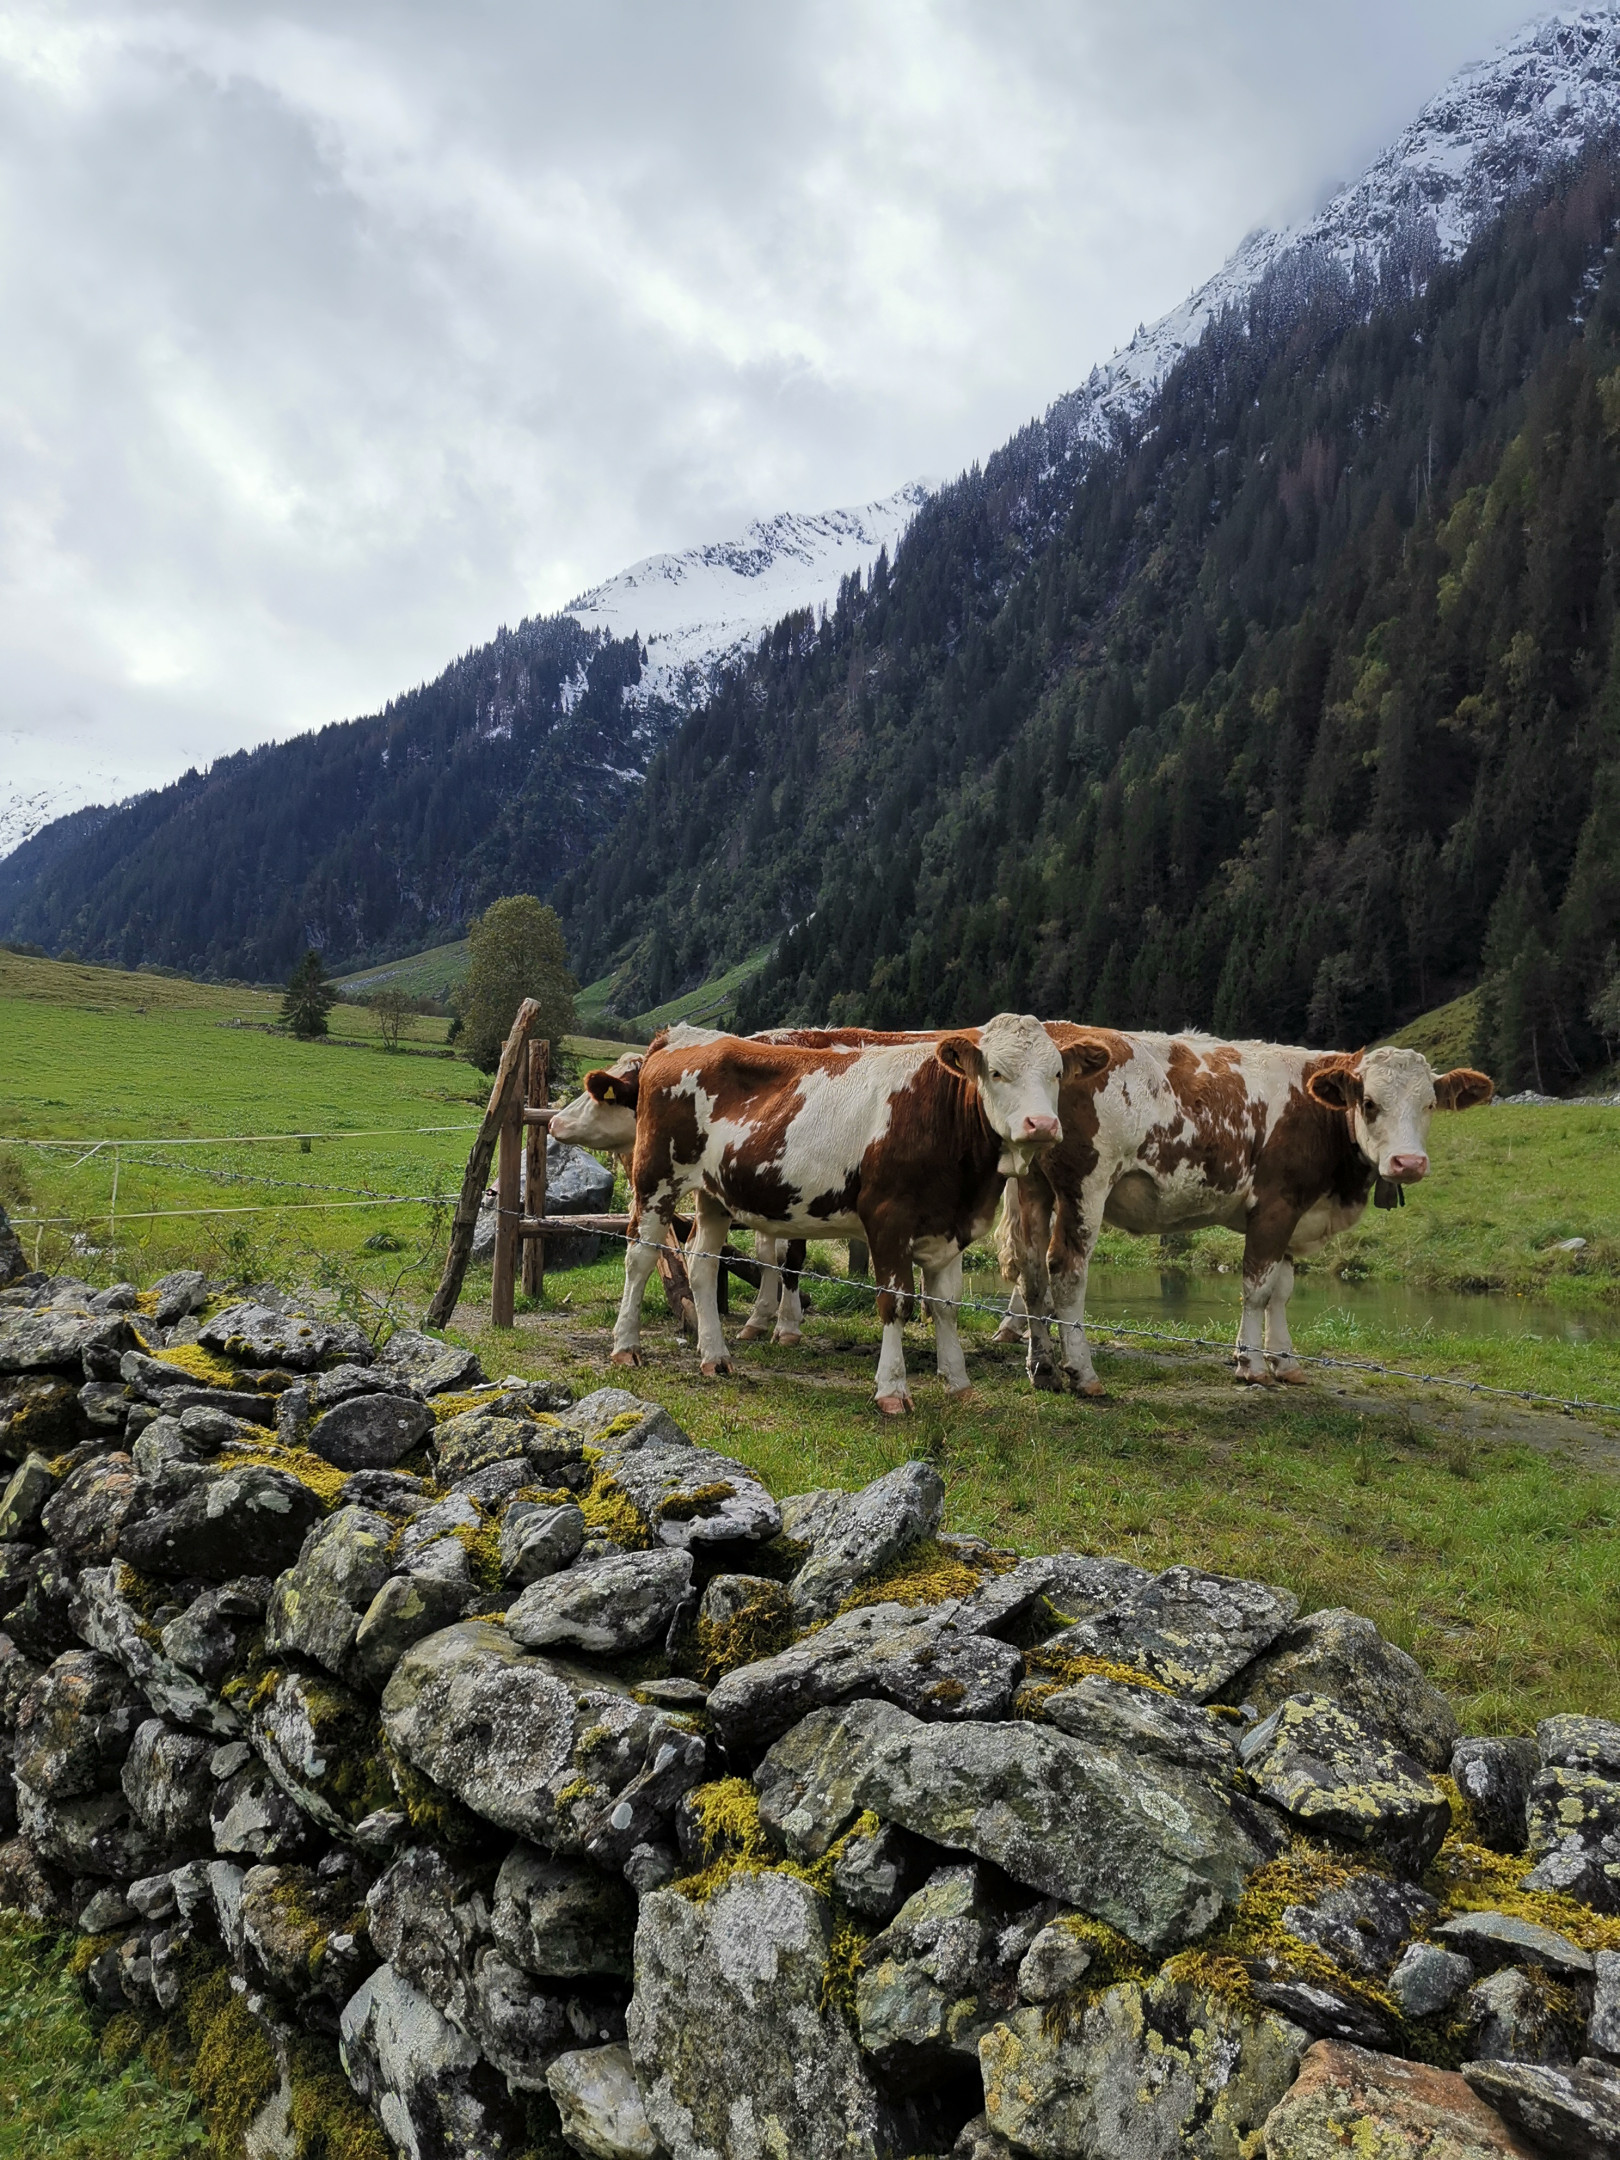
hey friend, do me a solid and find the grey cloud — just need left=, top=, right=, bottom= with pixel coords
left=0, top=0, right=1542, bottom=805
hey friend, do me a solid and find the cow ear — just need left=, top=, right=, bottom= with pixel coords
left=585, top=1069, right=637, bottom=1108
left=1306, top=1062, right=1362, bottom=1112
left=1435, top=1067, right=1494, bottom=1111
left=937, top=1034, right=984, bottom=1082
left=1063, top=1036, right=1113, bottom=1080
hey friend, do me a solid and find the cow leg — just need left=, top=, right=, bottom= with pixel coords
left=688, top=1191, right=735, bottom=1377
left=1047, top=1180, right=1108, bottom=1399
left=1013, top=1175, right=1064, bottom=1392
left=1263, top=1259, right=1307, bottom=1382
left=1236, top=1203, right=1294, bottom=1384
left=611, top=1208, right=673, bottom=1366
left=916, top=1238, right=973, bottom=1401
left=866, top=1218, right=914, bottom=1416
left=993, top=1181, right=1030, bottom=1344
left=774, top=1240, right=806, bottom=1346
left=738, top=1234, right=782, bottom=1340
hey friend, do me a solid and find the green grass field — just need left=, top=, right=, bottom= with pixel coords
left=574, top=944, right=772, bottom=1037
left=333, top=938, right=470, bottom=1001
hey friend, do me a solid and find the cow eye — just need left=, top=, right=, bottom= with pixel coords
left=1364, top=1100, right=1380, bottom=1120
left=989, top=1069, right=1005, bottom=1082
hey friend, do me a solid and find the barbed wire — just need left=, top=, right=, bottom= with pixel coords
left=0, top=1124, right=482, bottom=1147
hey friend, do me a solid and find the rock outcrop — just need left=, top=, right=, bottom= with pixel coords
left=0, top=1267, right=1611, bottom=2159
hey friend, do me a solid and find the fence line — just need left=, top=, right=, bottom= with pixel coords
left=12, top=1197, right=446, bottom=1225
left=1, top=1125, right=483, bottom=1148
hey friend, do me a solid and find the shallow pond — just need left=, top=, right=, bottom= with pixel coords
left=1071, top=1266, right=1620, bottom=1346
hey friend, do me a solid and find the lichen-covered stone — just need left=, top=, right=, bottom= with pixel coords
left=1051, top=1564, right=1299, bottom=1701
left=629, top=1870, right=903, bottom=2160
left=1230, top=1607, right=1460, bottom=1771
left=1388, top=1941, right=1476, bottom=2020
left=0, top=1453, right=56, bottom=1541
left=1238, top=1693, right=1451, bottom=1875
left=1525, top=1760, right=1620, bottom=1912
left=432, top=1413, right=541, bottom=1485
left=339, top=1960, right=525, bottom=2160
left=240, top=1860, right=377, bottom=2019
left=0, top=1374, right=86, bottom=1463
left=306, top=1394, right=433, bottom=1471
left=380, top=1622, right=705, bottom=1865
left=200, top=1301, right=371, bottom=1372
left=755, top=1696, right=1271, bottom=1953
left=546, top=2043, right=661, bottom=2160
left=1024, top=1671, right=1239, bottom=1774
left=352, top=1542, right=476, bottom=1689
left=13, top=1647, right=145, bottom=1797
left=1463, top=2060, right=1620, bottom=2155
left=1266, top=2041, right=1537, bottom=2158
left=121, top=1718, right=215, bottom=1848
left=1016, top=1919, right=1097, bottom=2004
left=376, top=1329, right=484, bottom=1397
left=0, top=1308, right=139, bottom=1376
left=251, top=1668, right=385, bottom=1835
left=1436, top=1907, right=1594, bottom=1978
left=855, top=1861, right=1031, bottom=2078
left=598, top=1440, right=781, bottom=1553
left=1462, top=1967, right=1575, bottom=2065
left=506, top=1549, right=693, bottom=1658
left=1454, top=1736, right=1540, bottom=1852
left=491, top=1842, right=636, bottom=1979
left=979, top=1975, right=1306, bottom=2159
left=72, top=1563, right=245, bottom=1735
left=159, top=1577, right=272, bottom=1691
left=830, top=1818, right=930, bottom=1923
left=709, top=1599, right=1022, bottom=1753
left=1275, top=1869, right=1438, bottom=1978
left=787, top=1459, right=945, bottom=1621
left=265, top=1506, right=395, bottom=1681
left=210, top=1761, right=324, bottom=1862
left=120, top=1460, right=324, bottom=1580
left=500, top=1500, right=585, bottom=1585
left=39, top=1451, right=146, bottom=1563
left=4, top=1545, right=78, bottom=1662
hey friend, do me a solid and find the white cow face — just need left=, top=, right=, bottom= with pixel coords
left=938, top=1013, right=1063, bottom=1168
left=550, top=1063, right=640, bottom=1155
left=1307, top=1046, right=1493, bottom=1182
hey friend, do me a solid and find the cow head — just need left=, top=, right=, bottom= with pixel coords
left=937, top=1012, right=1063, bottom=1168
left=548, top=1059, right=642, bottom=1154
left=1306, top=1047, right=1494, bottom=1184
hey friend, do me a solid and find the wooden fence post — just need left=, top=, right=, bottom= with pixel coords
left=522, top=1039, right=549, bottom=1300
left=425, top=998, right=539, bottom=1328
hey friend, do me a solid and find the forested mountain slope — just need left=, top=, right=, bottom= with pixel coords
left=0, top=620, right=651, bottom=981
left=557, top=150, right=1620, bottom=1091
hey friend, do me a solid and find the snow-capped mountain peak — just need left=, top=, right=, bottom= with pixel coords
left=564, top=482, right=933, bottom=710
left=1047, top=6, right=1620, bottom=456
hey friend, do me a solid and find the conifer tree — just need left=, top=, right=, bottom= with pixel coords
left=281, top=950, right=335, bottom=1040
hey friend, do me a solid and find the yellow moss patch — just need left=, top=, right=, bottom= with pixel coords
left=822, top=1918, right=868, bottom=2017
left=658, top=1480, right=737, bottom=1523
left=428, top=1386, right=505, bottom=1423
left=381, top=1737, right=484, bottom=1849
left=1017, top=1643, right=1176, bottom=1716
left=224, top=1440, right=349, bottom=1508
left=286, top=2032, right=391, bottom=2160
left=452, top=1519, right=504, bottom=1592
left=836, top=1535, right=1013, bottom=1617
left=183, top=1963, right=281, bottom=2159
left=579, top=1469, right=652, bottom=1549
left=1427, top=1810, right=1620, bottom=1955
left=69, top=1928, right=126, bottom=1977
left=147, top=1341, right=254, bottom=1391
left=691, top=1584, right=795, bottom=1682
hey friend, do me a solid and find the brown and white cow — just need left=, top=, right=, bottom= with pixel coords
left=1002, top=1033, right=1493, bottom=1392
left=610, top=1014, right=1065, bottom=1413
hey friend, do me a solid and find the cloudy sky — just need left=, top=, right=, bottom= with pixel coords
left=0, top=0, right=1545, bottom=821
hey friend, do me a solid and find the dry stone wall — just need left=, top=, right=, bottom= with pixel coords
left=3, top=1261, right=1620, bottom=2158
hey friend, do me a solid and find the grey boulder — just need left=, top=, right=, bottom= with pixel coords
left=0, top=1454, right=55, bottom=1541
left=546, top=2044, right=661, bottom=2160
left=491, top=1842, right=637, bottom=1979
left=306, top=1394, right=433, bottom=1471
left=755, top=1696, right=1271, bottom=1953
left=597, top=1441, right=781, bottom=1552
left=121, top=1718, right=215, bottom=1848
left=1464, top=2060, right=1620, bottom=2160
left=39, top=1452, right=146, bottom=1564
left=1238, top=1692, right=1451, bottom=1875
left=200, top=1300, right=372, bottom=1371
left=1436, top=1907, right=1594, bottom=1978
left=264, top=1506, right=396, bottom=1681
left=786, top=1460, right=945, bottom=1621
left=352, top=1541, right=477, bottom=1689
left=1022, top=1671, right=1239, bottom=1775
left=1232, top=1606, right=1460, bottom=1770
left=707, top=1599, right=1023, bottom=1752
left=1050, top=1564, right=1298, bottom=1701
left=855, top=1861, right=1031, bottom=2078
left=978, top=1975, right=1306, bottom=2159
left=380, top=1622, right=705, bottom=1865
left=339, top=1961, right=524, bottom=2160
left=506, top=1549, right=693, bottom=1657
left=1388, top=1941, right=1476, bottom=2020
left=0, top=1308, right=139, bottom=1376
left=71, top=1563, right=245, bottom=1735
left=119, top=1460, right=323, bottom=1579
left=376, top=1329, right=484, bottom=1397
left=629, top=1870, right=903, bottom=2160
left=500, top=1500, right=585, bottom=1585
left=1462, top=1967, right=1575, bottom=2066
left=1454, top=1736, right=1540, bottom=1852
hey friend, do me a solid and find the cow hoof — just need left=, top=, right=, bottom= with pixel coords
left=947, top=1385, right=979, bottom=1405
left=737, top=1322, right=769, bottom=1341
left=1029, top=1364, right=1062, bottom=1393
left=773, top=1330, right=802, bottom=1348
left=993, top=1322, right=1028, bottom=1346
left=1234, top=1368, right=1274, bottom=1387
left=875, top=1393, right=913, bottom=1417
left=1066, top=1375, right=1107, bottom=1399
left=699, top=1358, right=734, bottom=1379
left=1273, top=1364, right=1309, bottom=1386
left=609, top=1350, right=641, bottom=1368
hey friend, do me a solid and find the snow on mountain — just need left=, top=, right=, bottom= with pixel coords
left=564, top=481, right=933, bottom=710
left=0, top=734, right=142, bottom=863
left=1047, top=6, right=1620, bottom=456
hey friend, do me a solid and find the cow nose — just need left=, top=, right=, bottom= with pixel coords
left=1021, top=1114, right=1061, bottom=1141
left=1387, top=1153, right=1428, bottom=1182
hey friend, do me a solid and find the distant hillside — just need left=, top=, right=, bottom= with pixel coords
left=0, top=618, right=656, bottom=982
